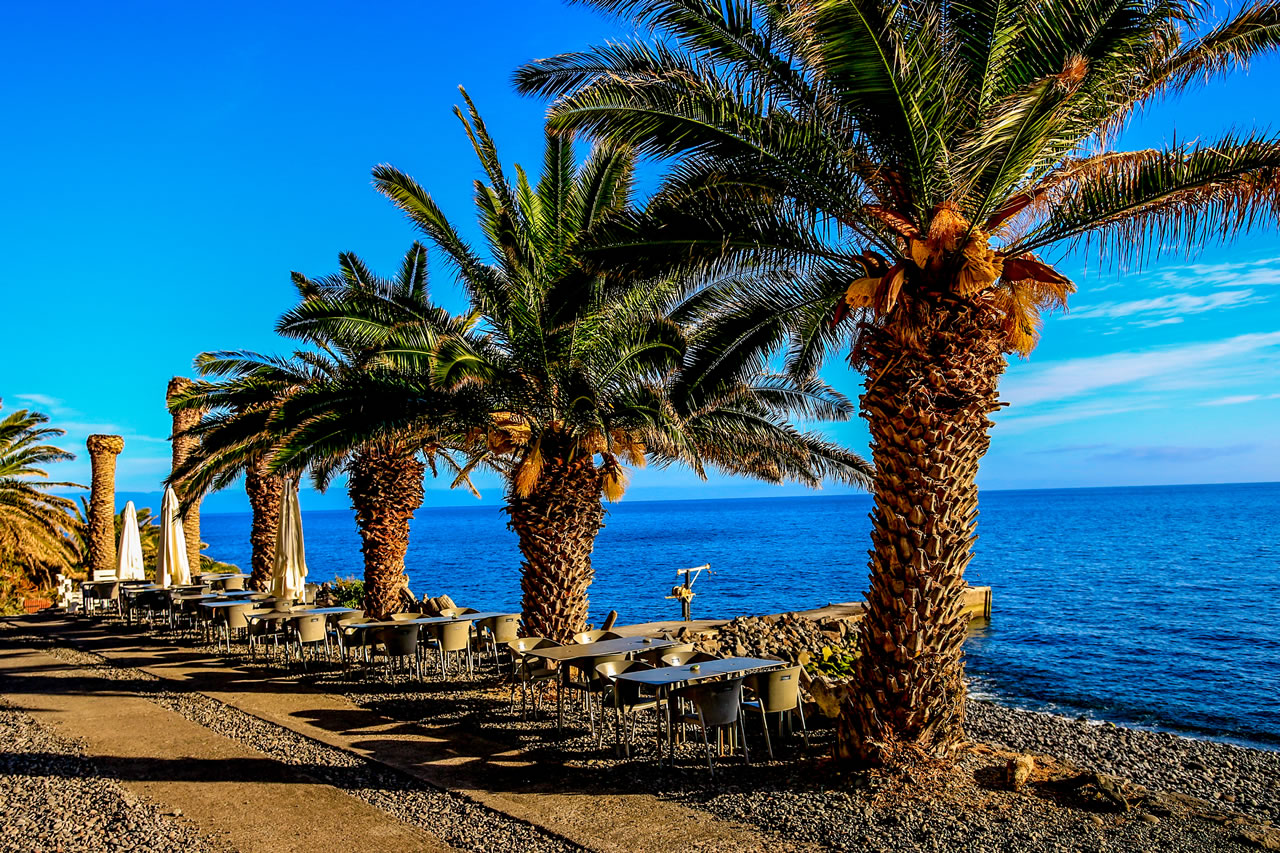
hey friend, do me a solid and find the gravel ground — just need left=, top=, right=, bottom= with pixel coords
left=967, top=699, right=1280, bottom=824
left=303, top=662, right=1280, bottom=851
left=0, top=702, right=227, bottom=853
left=10, top=620, right=1280, bottom=852
left=13, top=634, right=580, bottom=853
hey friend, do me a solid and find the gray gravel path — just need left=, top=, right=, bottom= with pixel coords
left=0, top=701, right=226, bottom=853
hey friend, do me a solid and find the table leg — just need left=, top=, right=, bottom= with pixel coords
left=556, top=664, right=564, bottom=733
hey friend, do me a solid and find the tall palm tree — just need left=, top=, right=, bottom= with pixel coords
left=516, top=0, right=1280, bottom=761
left=363, top=92, right=871, bottom=641
left=172, top=245, right=478, bottom=618
left=0, top=401, right=84, bottom=584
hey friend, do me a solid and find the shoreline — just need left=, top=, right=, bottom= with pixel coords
left=969, top=690, right=1280, bottom=755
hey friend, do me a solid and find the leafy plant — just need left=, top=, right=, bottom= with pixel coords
left=329, top=577, right=365, bottom=610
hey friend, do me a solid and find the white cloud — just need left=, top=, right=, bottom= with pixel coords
left=1067, top=289, right=1261, bottom=322
left=1198, top=393, right=1280, bottom=407
left=1002, top=331, right=1280, bottom=407
left=995, top=402, right=1159, bottom=433
left=13, top=392, right=62, bottom=408
left=1152, top=256, right=1280, bottom=289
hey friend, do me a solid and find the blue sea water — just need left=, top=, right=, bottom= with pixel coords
left=201, top=481, right=1280, bottom=749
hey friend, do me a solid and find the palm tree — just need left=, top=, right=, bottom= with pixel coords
left=172, top=245, right=478, bottom=618
left=364, top=92, right=871, bottom=641
left=515, top=0, right=1280, bottom=761
left=0, top=401, right=84, bottom=585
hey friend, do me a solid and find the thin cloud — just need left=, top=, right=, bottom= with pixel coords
left=1090, top=444, right=1254, bottom=463
left=1067, top=289, right=1261, bottom=321
left=1154, top=256, right=1280, bottom=289
left=1001, top=331, right=1280, bottom=407
left=1199, top=393, right=1280, bottom=407
left=994, top=402, right=1160, bottom=433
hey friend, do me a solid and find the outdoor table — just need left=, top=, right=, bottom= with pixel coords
left=176, top=591, right=254, bottom=603
left=524, top=636, right=683, bottom=732
left=200, top=599, right=268, bottom=610
left=346, top=611, right=514, bottom=630
left=119, top=584, right=161, bottom=622
left=614, top=656, right=784, bottom=763
left=79, top=579, right=122, bottom=616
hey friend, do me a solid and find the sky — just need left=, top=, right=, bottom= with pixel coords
left=3, top=0, right=1279, bottom=511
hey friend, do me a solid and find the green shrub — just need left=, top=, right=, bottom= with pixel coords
left=330, top=577, right=364, bottom=609
left=802, top=644, right=860, bottom=680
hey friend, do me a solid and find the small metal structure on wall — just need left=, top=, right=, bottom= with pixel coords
left=666, top=563, right=711, bottom=621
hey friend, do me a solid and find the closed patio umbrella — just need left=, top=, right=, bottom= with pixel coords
left=116, top=501, right=146, bottom=581
left=270, top=480, right=307, bottom=603
left=156, top=486, right=191, bottom=587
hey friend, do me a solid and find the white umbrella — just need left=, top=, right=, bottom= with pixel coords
left=270, top=480, right=308, bottom=603
left=155, top=486, right=191, bottom=587
left=116, top=501, right=146, bottom=581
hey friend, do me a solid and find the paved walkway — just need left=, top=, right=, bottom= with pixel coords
left=0, top=640, right=454, bottom=853
left=1, top=613, right=799, bottom=853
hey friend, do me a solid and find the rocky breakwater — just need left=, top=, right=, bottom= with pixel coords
left=690, top=611, right=860, bottom=662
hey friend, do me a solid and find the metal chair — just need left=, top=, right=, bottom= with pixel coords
left=638, top=643, right=692, bottom=666
left=508, top=637, right=560, bottom=718
left=742, top=666, right=809, bottom=759
left=429, top=620, right=474, bottom=678
left=291, top=614, right=330, bottom=669
left=659, top=649, right=718, bottom=667
left=379, top=624, right=422, bottom=678
left=564, top=652, right=626, bottom=737
left=596, top=659, right=662, bottom=755
left=478, top=615, right=520, bottom=671
left=334, top=615, right=372, bottom=664
left=675, top=677, right=749, bottom=776
left=390, top=611, right=423, bottom=622
left=216, top=603, right=255, bottom=653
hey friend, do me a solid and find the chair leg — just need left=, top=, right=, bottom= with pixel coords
left=698, top=711, right=714, bottom=776
left=797, top=702, right=810, bottom=751
left=738, top=712, right=750, bottom=764
left=760, top=706, right=774, bottom=761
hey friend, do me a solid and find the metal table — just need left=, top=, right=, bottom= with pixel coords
left=524, top=636, right=682, bottom=731
left=614, top=656, right=783, bottom=762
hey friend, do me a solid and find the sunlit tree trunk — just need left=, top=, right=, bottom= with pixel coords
left=85, top=434, right=124, bottom=581
left=167, top=377, right=205, bottom=570
left=506, top=447, right=605, bottom=643
left=842, top=292, right=1005, bottom=764
left=244, top=458, right=284, bottom=592
left=347, top=445, right=424, bottom=619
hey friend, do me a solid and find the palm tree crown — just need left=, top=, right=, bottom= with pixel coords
left=517, top=0, right=1280, bottom=360
left=172, top=245, right=482, bottom=615
left=361, top=91, right=871, bottom=638
left=0, top=402, right=84, bottom=580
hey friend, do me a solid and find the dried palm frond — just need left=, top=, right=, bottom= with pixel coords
left=514, top=442, right=544, bottom=498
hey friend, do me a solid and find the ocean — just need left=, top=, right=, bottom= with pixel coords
left=200, top=481, right=1280, bottom=749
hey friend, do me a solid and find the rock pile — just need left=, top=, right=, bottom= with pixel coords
left=687, top=611, right=861, bottom=662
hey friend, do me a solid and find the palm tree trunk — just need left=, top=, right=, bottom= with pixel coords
left=506, top=451, right=604, bottom=643
left=244, top=459, right=284, bottom=592
left=842, top=293, right=1006, bottom=764
left=167, top=377, right=205, bottom=572
left=347, top=445, right=424, bottom=620
left=85, top=435, right=124, bottom=581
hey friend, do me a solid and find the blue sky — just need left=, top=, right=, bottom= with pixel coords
left=3, top=0, right=1278, bottom=511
